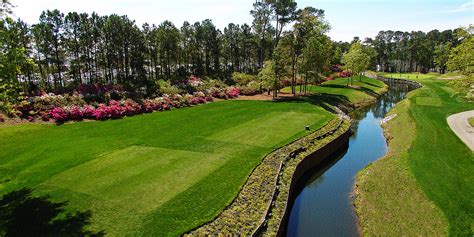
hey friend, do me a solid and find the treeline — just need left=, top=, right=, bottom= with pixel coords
left=2, top=0, right=335, bottom=94
left=366, top=29, right=467, bottom=73
left=1, top=0, right=472, bottom=96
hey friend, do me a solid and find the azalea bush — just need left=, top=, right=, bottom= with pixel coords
left=50, top=107, right=69, bottom=123
left=227, top=87, right=240, bottom=98
left=7, top=81, right=240, bottom=124
left=338, top=70, right=352, bottom=78
left=32, top=93, right=86, bottom=113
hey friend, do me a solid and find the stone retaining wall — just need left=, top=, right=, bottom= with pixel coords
left=186, top=118, right=351, bottom=236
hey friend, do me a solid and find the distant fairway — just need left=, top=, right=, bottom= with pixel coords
left=0, top=100, right=333, bottom=235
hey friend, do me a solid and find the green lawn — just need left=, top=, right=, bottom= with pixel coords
left=469, top=117, right=474, bottom=127
left=283, top=76, right=387, bottom=106
left=0, top=100, right=333, bottom=235
left=356, top=73, right=474, bottom=236
left=378, top=72, right=439, bottom=80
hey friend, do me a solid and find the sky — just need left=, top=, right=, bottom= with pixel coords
left=10, top=0, right=474, bottom=42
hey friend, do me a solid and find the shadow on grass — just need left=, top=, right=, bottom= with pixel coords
left=0, top=189, right=104, bottom=236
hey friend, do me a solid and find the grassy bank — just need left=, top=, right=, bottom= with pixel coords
left=356, top=73, right=474, bottom=235
left=283, top=76, right=388, bottom=107
left=0, top=100, right=333, bottom=235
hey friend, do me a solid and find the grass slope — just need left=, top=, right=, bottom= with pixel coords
left=356, top=73, right=474, bottom=236
left=283, top=76, right=388, bottom=106
left=0, top=100, right=333, bottom=235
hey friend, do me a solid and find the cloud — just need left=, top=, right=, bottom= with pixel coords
left=440, top=1, right=474, bottom=13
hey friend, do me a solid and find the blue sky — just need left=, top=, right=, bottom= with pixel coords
left=12, top=0, right=473, bottom=42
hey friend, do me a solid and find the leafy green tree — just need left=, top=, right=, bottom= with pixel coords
left=64, top=12, right=82, bottom=83
left=447, top=27, right=473, bottom=75
left=272, top=37, right=292, bottom=97
left=38, top=10, right=65, bottom=88
left=157, top=20, right=180, bottom=79
left=257, top=60, right=276, bottom=95
left=0, top=0, right=13, bottom=17
left=292, top=7, right=329, bottom=94
left=1, top=18, right=34, bottom=87
left=270, top=0, right=298, bottom=47
left=342, top=41, right=370, bottom=85
left=300, top=34, right=332, bottom=94
left=251, top=0, right=274, bottom=69
left=434, top=42, right=451, bottom=74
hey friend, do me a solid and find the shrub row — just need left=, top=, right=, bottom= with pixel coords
left=47, top=92, right=218, bottom=124
left=8, top=85, right=240, bottom=124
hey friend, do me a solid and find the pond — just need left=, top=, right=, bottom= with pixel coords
left=287, top=82, right=415, bottom=237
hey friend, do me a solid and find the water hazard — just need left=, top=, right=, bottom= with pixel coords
left=287, top=82, right=415, bottom=237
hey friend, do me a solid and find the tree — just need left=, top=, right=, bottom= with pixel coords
left=300, top=34, right=332, bottom=94
left=292, top=7, right=329, bottom=94
left=434, top=42, right=451, bottom=74
left=342, top=41, right=370, bottom=85
left=156, top=20, right=180, bottom=79
left=272, top=37, right=292, bottom=97
left=270, top=0, right=298, bottom=47
left=0, top=0, right=13, bottom=17
left=251, top=0, right=274, bottom=69
left=64, top=12, right=82, bottom=84
left=447, top=26, right=473, bottom=75
left=1, top=18, right=32, bottom=85
left=257, top=60, right=276, bottom=95
left=38, top=10, right=65, bottom=88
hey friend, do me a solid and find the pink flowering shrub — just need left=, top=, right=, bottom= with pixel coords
left=36, top=85, right=241, bottom=124
left=210, top=88, right=228, bottom=99
left=50, top=107, right=69, bottom=123
left=82, top=105, right=96, bottom=119
left=68, top=106, right=84, bottom=121
left=190, top=97, right=206, bottom=105
left=226, top=87, right=240, bottom=98
left=123, top=99, right=141, bottom=116
left=205, top=96, right=214, bottom=102
left=92, top=104, right=110, bottom=120
left=187, top=75, right=203, bottom=87
left=338, top=70, right=352, bottom=78
left=142, top=99, right=160, bottom=113
left=109, top=105, right=124, bottom=119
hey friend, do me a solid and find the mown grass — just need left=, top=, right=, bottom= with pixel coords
left=378, top=72, right=439, bottom=80
left=356, top=73, right=474, bottom=236
left=283, top=76, right=388, bottom=106
left=0, top=100, right=334, bottom=235
left=468, top=117, right=474, bottom=127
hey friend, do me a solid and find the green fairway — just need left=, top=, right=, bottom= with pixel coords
left=283, top=76, right=387, bottom=105
left=378, top=72, right=438, bottom=80
left=356, top=73, right=474, bottom=235
left=0, top=100, right=333, bottom=235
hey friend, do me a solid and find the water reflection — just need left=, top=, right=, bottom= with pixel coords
left=287, top=82, right=414, bottom=237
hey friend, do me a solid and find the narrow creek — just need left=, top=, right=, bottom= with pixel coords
left=286, top=81, right=415, bottom=237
